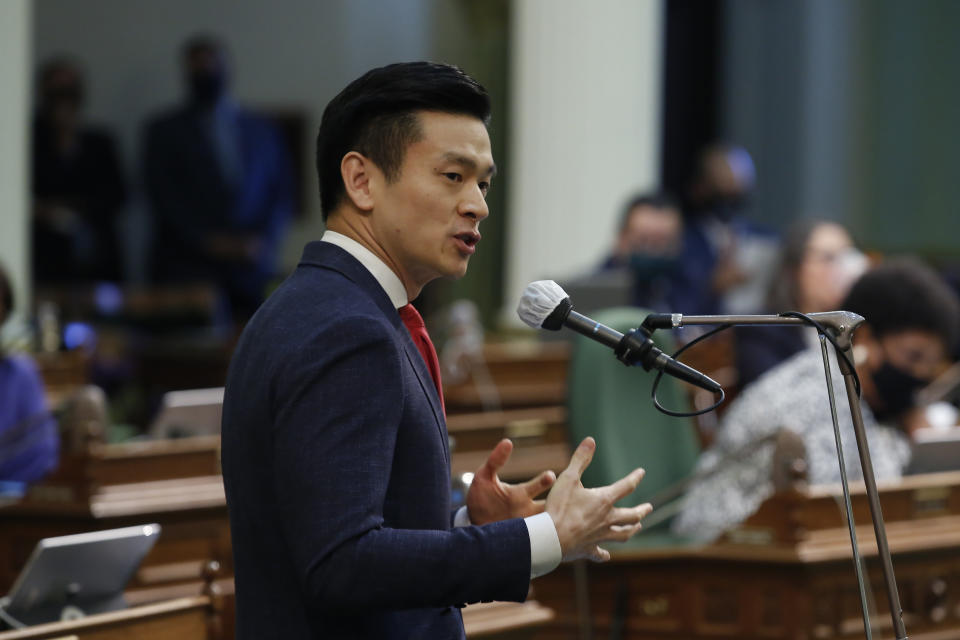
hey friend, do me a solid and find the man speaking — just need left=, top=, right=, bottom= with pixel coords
left=221, top=62, right=651, bottom=639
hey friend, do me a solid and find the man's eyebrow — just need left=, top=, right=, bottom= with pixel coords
left=442, top=152, right=497, bottom=178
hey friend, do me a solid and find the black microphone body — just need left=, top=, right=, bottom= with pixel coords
left=615, top=326, right=722, bottom=393
left=543, top=298, right=721, bottom=393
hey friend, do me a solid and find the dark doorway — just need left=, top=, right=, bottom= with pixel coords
left=660, top=0, right=725, bottom=202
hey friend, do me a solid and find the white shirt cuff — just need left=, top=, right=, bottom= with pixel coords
left=455, top=507, right=561, bottom=578
left=453, top=506, right=472, bottom=528
left=525, top=511, right=562, bottom=579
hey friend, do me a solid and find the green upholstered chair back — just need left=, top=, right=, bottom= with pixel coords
left=567, top=307, right=701, bottom=536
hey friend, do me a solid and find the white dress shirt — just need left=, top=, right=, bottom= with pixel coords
left=321, top=230, right=562, bottom=578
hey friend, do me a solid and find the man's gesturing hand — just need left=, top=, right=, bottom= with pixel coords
left=466, top=439, right=557, bottom=525
left=546, top=437, right=651, bottom=562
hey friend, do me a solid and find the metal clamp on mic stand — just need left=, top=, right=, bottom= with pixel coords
left=614, top=326, right=724, bottom=395
left=614, top=326, right=658, bottom=367
left=644, top=310, right=907, bottom=640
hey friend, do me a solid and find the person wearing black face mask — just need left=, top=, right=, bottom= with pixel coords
left=187, top=66, right=228, bottom=109
left=676, top=143, right=780, bottom=316
left=32, top=57, right=127, bottom=284
left=846, top=261, right=958, bottom=430
left=674, top=258, right=960, bottom=542
left=867, top=356, right=929, bottom=423
left=598, top=192, right=686, bottom=312
left=143, top=34, right=294, bottom=322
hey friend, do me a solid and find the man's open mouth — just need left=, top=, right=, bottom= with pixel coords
left=454, top=231, right=481, bottom=248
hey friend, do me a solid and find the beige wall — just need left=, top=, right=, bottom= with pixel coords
left=504, top=0, right=664, bottom=323
left=0, top=0, right=31, bottom=331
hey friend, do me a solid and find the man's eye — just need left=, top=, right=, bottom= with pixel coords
left=479, top=181, right=490, bottom=194
left=444, top=173, right=463, bottom=182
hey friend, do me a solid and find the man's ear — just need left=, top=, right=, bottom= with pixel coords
left=340, top=151, right=375, bottom=212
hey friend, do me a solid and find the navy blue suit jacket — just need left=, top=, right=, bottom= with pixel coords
left=221, top=242, right=531, bottom=639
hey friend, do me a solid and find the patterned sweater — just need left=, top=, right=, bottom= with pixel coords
left=673, top=346, right=911, bottom=542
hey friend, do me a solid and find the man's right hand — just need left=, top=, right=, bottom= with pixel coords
left=546, top=437, right=651, bottom=562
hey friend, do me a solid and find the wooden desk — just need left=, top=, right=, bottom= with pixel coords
left=464, top=600, right=555, bottom=638
left=0, top=596, right=216, bottom=640
left=1, top=410, right=567, bottom=594
left=0, top=473, right=230, bottom=596
left=81, top=436, right=221, bottom=486
left=0, top=419, right=562, bottom=639
left=124, top=576, right=552, bottom=640
left=34, top=350, right=91, bottom=393
left=443, top=339, right=573, bottom=482
left=444, top=341, right=570, bottom=413
left=531, top=472, right=960, bottom=640
left=448, top=406, right=571, bottom=481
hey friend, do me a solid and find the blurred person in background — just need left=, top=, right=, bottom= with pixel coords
left=674, top=258, right=959, bottom=542
left=734, top=219, right=868, bottom=388
left=679, top=143, right=779, bottom=315
left=143, top=34, right=294, bottom=320
left=600, top=192, right=686, bottom=312
left=0, top=264, right=59, bottom=485
left=32, top=57, right=127, bottom=285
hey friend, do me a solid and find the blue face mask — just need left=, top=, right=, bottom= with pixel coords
left=628, top=253, right=679, bottom=280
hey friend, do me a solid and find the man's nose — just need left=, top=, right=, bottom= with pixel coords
left=460, top=184, right=489, bottom=221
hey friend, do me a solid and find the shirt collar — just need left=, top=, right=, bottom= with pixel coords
left=320, top=230, right=408, bottom=308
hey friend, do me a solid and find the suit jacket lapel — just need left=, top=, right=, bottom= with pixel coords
left=300, top=242, right=451, bottom=466
left=398, top=332, right=450, bottom=466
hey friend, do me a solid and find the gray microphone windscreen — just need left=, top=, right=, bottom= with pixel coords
left=517, top=280, right=568, bottom=329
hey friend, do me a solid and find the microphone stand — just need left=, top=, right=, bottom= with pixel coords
left=638, top=311, right=907, bottom=640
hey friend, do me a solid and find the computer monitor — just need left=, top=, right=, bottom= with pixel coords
left=557, top=269, right=634, bottom=318
left=149, top=387, right=224, bottom=438
left=906, top=427, right=960, bottom=475
left=0, top=524, right=161, bottom=628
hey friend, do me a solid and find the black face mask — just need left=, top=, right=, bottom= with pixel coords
left=690, top=194, right=748, bottom=223
left=710, top=195, right=749, bottom=223
left=628, top=252, right=680, bottom=280
left=870, top=361, right=927, bottom=421
left=188, top=71, right=226, bottom=108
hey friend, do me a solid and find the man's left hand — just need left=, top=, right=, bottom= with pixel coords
left=465, top=439, right=556, bottom=525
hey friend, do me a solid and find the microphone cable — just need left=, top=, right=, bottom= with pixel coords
left=779, top=311, right=861, bottom=397
left=650, top=323, right=730, bottom=418
left=647, top=310, right=862, bottom=418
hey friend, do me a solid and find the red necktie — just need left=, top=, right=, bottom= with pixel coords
left=398, top=304, right=445, bottom=414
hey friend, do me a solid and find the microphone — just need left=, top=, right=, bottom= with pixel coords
left=517, top=280, right=722, bottom=393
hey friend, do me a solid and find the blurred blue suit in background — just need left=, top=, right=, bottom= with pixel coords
left=143, top=35, right=293, bottom=318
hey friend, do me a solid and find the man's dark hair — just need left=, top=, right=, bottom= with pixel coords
left=316, top=61, right=491, bottom=219
left=842, top=257, right=960, bottom=351
left=182, top=33, right=226, bottom=61
left=618, top=192, right=680, bottom=231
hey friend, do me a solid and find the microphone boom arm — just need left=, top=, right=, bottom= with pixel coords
left=560, top=307, right=722, bottom=393
left=641, top=311, right=863, bottom=349
left=642, top=310, right=906, bottom=640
